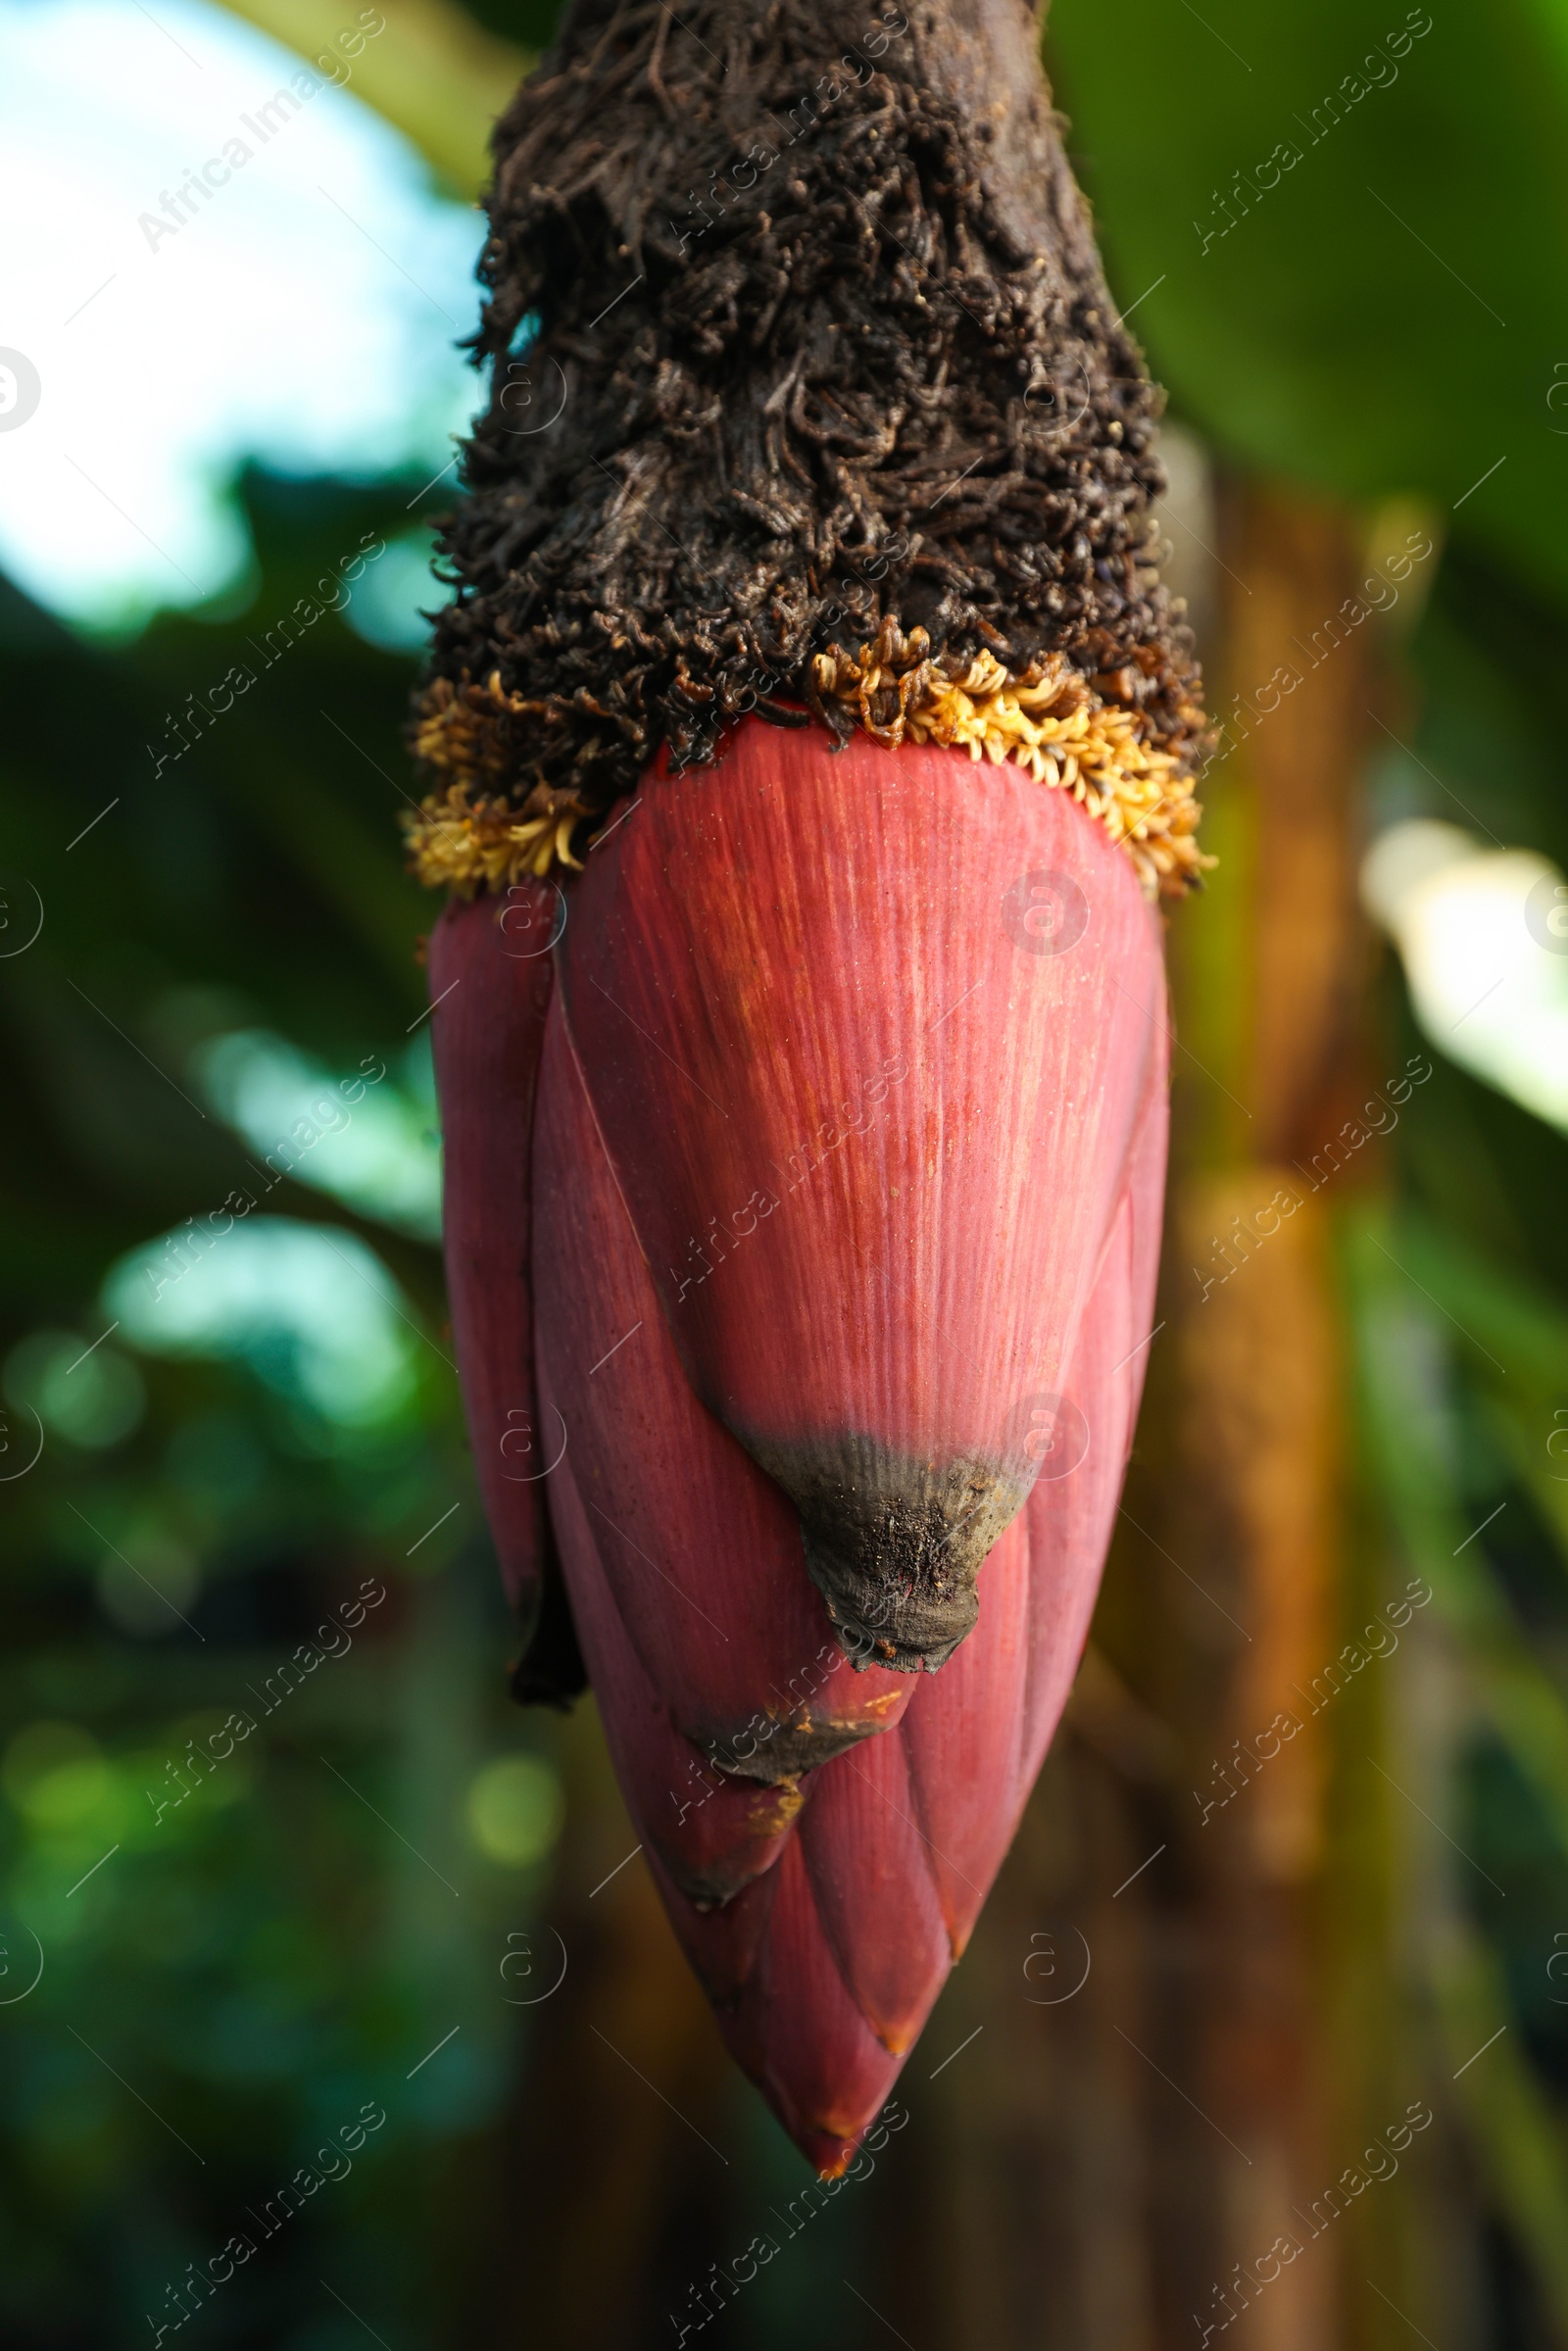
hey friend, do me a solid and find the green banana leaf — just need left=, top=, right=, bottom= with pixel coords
left=1050, top=0, right=1568, bottom=612
left=219, top=0, right=525, bottom=194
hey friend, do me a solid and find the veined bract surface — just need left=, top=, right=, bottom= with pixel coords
left=430, top=721, right=1169, bottom=2169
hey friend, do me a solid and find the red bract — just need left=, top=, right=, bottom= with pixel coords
left=430, top=719, right=1168, bottom=2170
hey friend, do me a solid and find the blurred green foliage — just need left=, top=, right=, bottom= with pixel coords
left=1051, top=0, right=1568, bottom=608
left=0, top=468, right=563, bottom=2347
left=1048, top=0, right=1568, bottom=2323
left=1054, top=0, right=1568, bottom=2328
left=2, top=0, right=1567, bottom=2342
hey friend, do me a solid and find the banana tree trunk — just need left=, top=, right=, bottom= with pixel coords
left=868, top=474, right=1382, bottom=2351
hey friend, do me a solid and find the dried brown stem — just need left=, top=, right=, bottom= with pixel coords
left=418, top=0, right=1204, bottom=850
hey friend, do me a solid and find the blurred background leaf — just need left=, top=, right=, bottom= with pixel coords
left=1051, top=0, right=1568, bottom=606
left=220, top=0, right=526, bottom=193
left=0, top=0, right=1565, bottom=2344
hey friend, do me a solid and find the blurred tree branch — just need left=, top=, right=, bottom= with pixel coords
left=218, top=0, right=527, bottom=194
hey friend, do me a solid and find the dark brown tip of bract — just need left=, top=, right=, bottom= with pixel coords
left=745, top=1429, right=1033, bottom=1673
left=416, top=0, right=1203, bottom=849
left=703, top=1713, right=897, bottom=1783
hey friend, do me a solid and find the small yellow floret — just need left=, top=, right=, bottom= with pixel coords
left=403, top=632, right=1211, bottom=899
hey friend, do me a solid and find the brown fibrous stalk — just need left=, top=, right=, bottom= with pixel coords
left=412, top=0, right=1209, bottom=893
